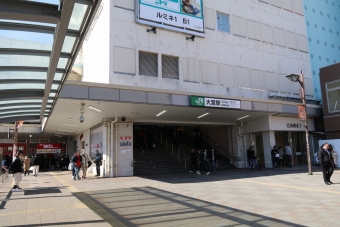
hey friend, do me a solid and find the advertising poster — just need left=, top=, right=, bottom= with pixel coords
left=90, top=129, right=103, bottom=157
left=120, top=136, right=132, bottom=154
left=139, top=0, right=204, bottom=33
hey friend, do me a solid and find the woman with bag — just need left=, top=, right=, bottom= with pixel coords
left=23, top=156, right=31, bottom=176
left=271, top=146, right=280, bottom=169
left=72, top=151, right=82, bottom=180
left=80, top=149, right=93, bottom=179
left=9, top=151, right=24, bottom=192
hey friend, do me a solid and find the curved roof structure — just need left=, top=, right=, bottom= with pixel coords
left=0, top=0, right=101, bottom=123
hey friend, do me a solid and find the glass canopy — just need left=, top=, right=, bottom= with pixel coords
left=0, top=0, right=101, bottom=123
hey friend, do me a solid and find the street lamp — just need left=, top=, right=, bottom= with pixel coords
left=286, top=71, right=312, bottom=175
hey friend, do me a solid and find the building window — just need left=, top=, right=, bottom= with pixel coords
left=332, top=44, right=335, bottom=48
left=314, top=24, right=317, bottom=28
left=322, top=27, right=325, bottom=31
left=308, top=38, right=312, bottom=42
left=162, top=55, right=179, bottom=80
left=326, top=58, right=329, bottom=62
left=334, top=60, right=337, bottom=63
left=325, top=0, right=328, bottom=3
left=333, top=2, right=335, bottom=6
left=216, top=12, right=230, bottom=33
left=326, top=80, right=340, bottom=113
left=335, top=17, right=338, bottom=21
left=313, top=71, right=316, bottom=75
left=337, top=31, right=339, bottom=35
left=311, top=54, right=314, bottom=58
left=319, top=56, right=322, bottom=60
left=324, top=42, right=327, bottom=46
left=307, top=21, right=310, bottom=26
left=304, top=6, right=307, bottom=10
left=328, top=14, right=330, bottom=18
left=312, top=9, right=315, bottom=12
left=139, top=51, right=158, bottom=77
left=330, top=29, right=332, bottom=33
left=317, top=40, right=319, bottom=44
left=320, top=11, right=323, bottom=16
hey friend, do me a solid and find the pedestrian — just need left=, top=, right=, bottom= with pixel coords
left=72, top=151, right=82, bottom=180
left=172, top=131, right=178, bottom=152
left=248, top=146, right=260, bottom=171
left=214, top=143, right=220, bottom=169
left=9, top=151, right=23, bottom=192
left=4, top=155, right=11, bottom=170
left=209, top=148, right=217, bottom=172
left=50, top=155, right=56, bottom=171
left=23, top=156, right=31, bottom=176
left=329, top=144, right=338, bottom=167
left=285, top=143, right=292, bottom=168
left=318, top=143, right=334, bottom=185
left=80, top=149, right=93, bottom=179
left=189, top=148, right=199, bottom=173
left=246, top=146, right=252, bottom=168
left=32, top=155, right=41, bottom=177
left=198, top=149, right=210, bottom=175
left=93, top=150, right=102, bottom=177
left=70, top=152, right=76, bottom=178
left=271, top=146, right=280, bottom=168
left=64, top=155, right=70, bottom=170
left=278, top=147, right=284, bottom=167
left=56, top=155, right=62, bottom=171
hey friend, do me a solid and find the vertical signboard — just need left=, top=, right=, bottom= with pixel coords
left=137, top=0, right=205, bottom=36
left=120, top=136, right=132, bottom=153
left=297, top=104, right=306, bottom=120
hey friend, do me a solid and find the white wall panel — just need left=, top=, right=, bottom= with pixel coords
left=233, top=45, right=249, bottom=67
left=285, top=19, right=296, bottom=33
left=293, top=0, right=304, bottom=15
left=271, top=0, right=281, bottom=7
left=232, top=16, right=247, bottom=37
left=279, top=73, right=291, bottom=93
left=251, top=70, right=265, bottom=90
left=220, top=64, right=235, bottom=86
left=214, top=0, right=231, bottom=15
left=113, top=46, right=136, bottom=75
left=261, top=24, right=273, bottom=44
left=265, top=72, right=279, bottom=91
left=285, top=31, right=297, bottom=49
left=274, top=28, right=286, bottom=47
left=262, top=52, right=277, bottom=73
left=204, top=7, right=215, bottom=30
left=202, top=61, right=218, bottom=84
left=245, top=5, right=258, bottom=22
left=236, top=67, right=251, bottom=88
left=305, top=78, right=314, bottom=96
left=217, top=43, right=234, bottom=65
left=281, top=0, right=293, bottom=11
left=258, top=10, right=272, bottom=26
left=230, top=0, right=245, bottom=17
left=271, top=14, right=285, bottom=29
left=248, top=49, right=263, bottom=70
left=247, top=20, right=261, bottom=41
left=297, top=34, right=308, bottom=52
left=182, top=58, right=200, bottom=83
left=114, top=0, right=134, bottom=10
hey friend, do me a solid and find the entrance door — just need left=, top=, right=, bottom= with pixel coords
left=255, top=133, right=265, bottom=168
left=81, top=141, right=85, bottom=149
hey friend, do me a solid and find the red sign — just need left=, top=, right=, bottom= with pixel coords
left=80, top=134, right=83, bottom=141
left=297, top=104, right=306, bottom=120
left=0, top=143, right=27, bottom=155
left=36, top=143, right=61, bottom=149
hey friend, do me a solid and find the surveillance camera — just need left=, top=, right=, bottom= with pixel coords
left=79, top=116, right=85, bottom=123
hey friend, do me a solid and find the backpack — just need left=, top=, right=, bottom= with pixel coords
left=314, top=152, right=319, bottom=164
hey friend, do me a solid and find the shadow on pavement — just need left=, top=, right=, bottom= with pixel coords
left=3, top=220, right=106, bottom=227
left=74, top=187, right=306, bottom=227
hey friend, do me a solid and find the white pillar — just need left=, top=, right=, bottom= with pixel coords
left=262, top=131, right=276, bottom=168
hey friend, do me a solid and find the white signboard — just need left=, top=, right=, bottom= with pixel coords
left=137, top=0, right=205, bottom=35
left=120, top=136, right=132, bottom=154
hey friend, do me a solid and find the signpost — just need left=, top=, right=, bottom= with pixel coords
left=190, top=96, right=241, bottom=109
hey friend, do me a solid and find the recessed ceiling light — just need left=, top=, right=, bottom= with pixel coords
left=156, top=110, right=167, bottom=117
left=237, top=115, right=250, bottom=120
left=63, top=124, right=80, bottom=128
left=130, top=112, right=139, bottom=115
left=88, top=105, right=102, bottom=112
left=198, top=113, right=209, bottom=119
left=58, top=129, right=74, bottom=132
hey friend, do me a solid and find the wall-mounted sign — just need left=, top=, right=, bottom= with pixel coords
left=297, top=104, right=306, bottom=120
left=120, top=136, right=132, bottom=153
left=0, top=144, right=27, bottom=155
left=190, top=96, right=241, bottom=109
left=36, top=143, right=61, bottom=149
left=136, top=0, right=205, bottom=36
left=287, top=123, right=302, bottom=129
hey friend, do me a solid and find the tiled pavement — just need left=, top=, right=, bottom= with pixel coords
left=1, top=167, right=340, bottom=226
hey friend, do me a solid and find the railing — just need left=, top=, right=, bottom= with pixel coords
left=200, top=132, right=241, bottom=164
left=171, top=142, right=187, bottom=170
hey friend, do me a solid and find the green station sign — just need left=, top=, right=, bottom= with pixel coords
left=190, top=96, right=241, bottom=109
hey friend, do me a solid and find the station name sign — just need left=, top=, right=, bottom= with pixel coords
left=190, top=96, right=241, bottom=109
left=36, top=143, right=61, bottom=149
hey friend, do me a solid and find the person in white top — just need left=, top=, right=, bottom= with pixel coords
left=285, top=143, right=292, bottom=168
left=329, top=144, right=338, bottom=167
left=80, top=149, right=93, bottom=179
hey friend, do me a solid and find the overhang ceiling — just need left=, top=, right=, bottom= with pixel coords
left=0, top=0, right=101, bottom=124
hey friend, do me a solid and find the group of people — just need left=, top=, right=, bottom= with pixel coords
left=189, top=143, right=220, bottom=175
left=270, top=143, right=293, bottom=168
left=69, top=149, right=102, bottom=180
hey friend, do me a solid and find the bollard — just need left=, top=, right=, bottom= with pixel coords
left=1, top=174, right=4, bottom=183
left=5, top=171, right=8, bottom=179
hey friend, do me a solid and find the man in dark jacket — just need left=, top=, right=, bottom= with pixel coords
left=9, top=151, right=23, bottom=191
left=247, top=146, right=260, bottom=171
left=189, top=148, right=198, bottom=173
left=32, top=155, right=41, bottom=177
left=318, top=143, right=334, bottom=185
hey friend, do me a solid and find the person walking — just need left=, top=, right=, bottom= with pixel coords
left=189, top=148, right=199, bottom=173
left=318, top=143, right=334, bottom=185
left=80, top=149, right=93, bottom=179
left=271, top=146, right=280, bottom=168
left=198, top=149, right=210, bottom=175
left=32, top=155, right=41, bottom=177
left=214, top=143, right=220, bottom=169
left=93, top=150, right=102, bottom=177
left=278, top=147, right=284, bottom=167
left=248, top=146, right=260, bottom=171
left=209, top=148, right=217, bottom=172
left=23, top=156, right=31, bottom=176
left=9, top=151, right=23, bottom=192
left=285, top=143, right=292, bottom=168
left=72, top=151, right=82, bottom=180
left=64, top=155, right=70, bottom=170
left=329, top=144, right=338, bottom=167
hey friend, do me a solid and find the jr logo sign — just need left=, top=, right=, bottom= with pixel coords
left=191, top=96, right=205, bottom=106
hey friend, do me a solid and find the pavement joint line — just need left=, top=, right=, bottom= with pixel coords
left=50, top=172, right=79, bottom=193
left=236, top=179, right=340, bottom=194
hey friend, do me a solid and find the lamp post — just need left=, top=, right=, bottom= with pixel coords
left=286, top=71, right=312, bottom=175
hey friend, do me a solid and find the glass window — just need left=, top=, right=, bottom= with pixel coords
left=0, top=71, right=46, bottom=80
left=68, top=3, right=88, bottom=31
left=0, top=114, right=39, bottom=119
left=216, top=13, right=230, bottom=33
left=0, top=55, right=50, bottom=67
left=0, top=99, right=42, bottom=105
left=0, top=105, right=41, bottom=111
left=61, top=36, right=76, bottom=53
left=0, top=83, right=45, bottom=90
left=0, top=109, right=41, bottom=116
left=327, top=84, right=340, bottom=113
left=54, top=73, right=63, bottom=81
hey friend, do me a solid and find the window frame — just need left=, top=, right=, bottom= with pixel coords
left=326, top=79, right=340, bottom=113
left=216, top=12, right=230, bottom=34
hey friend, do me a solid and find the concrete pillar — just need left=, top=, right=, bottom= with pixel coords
left=262, top=131, right=276, bottom=168
left=231, top=126, right=247, bottom=168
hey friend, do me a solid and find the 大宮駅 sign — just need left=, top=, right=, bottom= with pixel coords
left=138, top=0, right=204, bottom=34
left=190, top=96, right=241, bottom=109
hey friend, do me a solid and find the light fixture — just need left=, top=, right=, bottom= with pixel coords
left=286, top=74, right=300, bottom=83
left=237, top=115, right=250, bottom=121
left=29, top=135, right=32, bottom=138
left=156, top=110, right=167, bottom=117
left=58, top=129, right=74, bottom=132
left=88, top=105, right=102, bottom=112
left=147, top=26, right=157, bottom=33
left=63, top=124, right=80, bottom=128
left=186, top=35, right=195, bottom=41
left=130, top=112, right=139, bottom=115
left=67, top=118, right=86, bottom=122
left=198, top=113, right=209, bottom=119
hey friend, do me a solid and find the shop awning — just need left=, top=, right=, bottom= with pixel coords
left=0, top=0, right=101, bottom=123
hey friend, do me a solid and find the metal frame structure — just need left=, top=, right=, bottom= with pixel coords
left=0, top=0, right=102, bottom=124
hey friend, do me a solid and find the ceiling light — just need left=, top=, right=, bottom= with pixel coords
left=237, top=115, right=250, bottom=121
left=68, top=118, right=86, bottom=122
left=130, top=112, right=139, bottom=115
left=156, top=110, right=167, bottom=117
left=198, top=113, right=209, bottom=119
left=58, top=129, right=74, bottom=132
left=63, top=124, right=80, bottom=128
left=88, top=105, right=102, bottom=112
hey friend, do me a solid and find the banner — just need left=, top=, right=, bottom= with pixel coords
left=138, top=0, right=204, bottom=33
left=297, top=104, right=306, bottom=120
left=120, top=136, right=132, bottom=153
left=36, top=143, right=61, bottom=149
left=190, top=96, right=241, bottom=109
left=0, top=144, right=27, bottom=155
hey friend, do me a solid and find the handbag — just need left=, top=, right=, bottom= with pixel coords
left=29, top=166, right=34, bottom=171
left=98, top=160, right=102, bottom=166
left=68, top=162, right=73, bottom=170
left=87, top=161, right=92, bottom=168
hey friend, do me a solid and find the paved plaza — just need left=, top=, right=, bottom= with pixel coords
left=1, top=167, right=340, bottom=227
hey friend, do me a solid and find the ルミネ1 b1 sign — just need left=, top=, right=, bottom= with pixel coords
left=138, top=0, right=204, bottom=34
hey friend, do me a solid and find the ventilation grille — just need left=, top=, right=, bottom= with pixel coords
left=139, top=51, right=158, bottom=77
left=162, top=55, right=179, bottom=79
